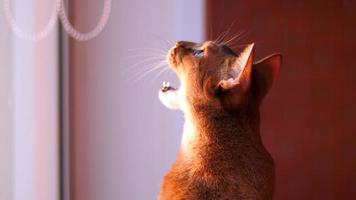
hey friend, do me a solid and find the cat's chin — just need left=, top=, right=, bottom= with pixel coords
left=159, top=81, right=180, bottom=110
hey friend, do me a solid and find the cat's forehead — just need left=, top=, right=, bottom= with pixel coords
left=177, top=40, right=235, bottom=53
left=201, top=41, right=237, bottom=56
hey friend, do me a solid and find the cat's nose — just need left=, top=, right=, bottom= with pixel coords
left=175, top=41, right=185, bottom=48
left=175, top=41, right=196, bottom=49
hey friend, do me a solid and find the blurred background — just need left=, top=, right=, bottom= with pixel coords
left=1, top=0, right=356, bottom=200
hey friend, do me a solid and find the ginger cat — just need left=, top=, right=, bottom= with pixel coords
left=158, top=41, right=282, bottom=200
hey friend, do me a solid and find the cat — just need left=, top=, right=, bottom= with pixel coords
left=158, top=40, right=282, bottom=200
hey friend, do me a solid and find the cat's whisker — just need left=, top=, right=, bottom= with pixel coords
left=134, top=60, right=168, bottom=82
left=216, top=30, right=230, bottom=44
left=125, top=38, right=172, bottom=83
left=151, top=34, right=175, bottom=50
left=127, top=52, right=167, bottom=59
left=128, top=59, right=166, bottom=76
left=215, top=21, right=236, bottom=44
left=213, top=15, right=227, bottom=43
left=125, top=54, right=166, bottom=59
left=151, top=65, right=170, bottom=83
left=221, top=22, right=236, bottom=43
left=135, top=60, right=167, bottom=76
left=232, top=30, right=249, bottom=44
left=214, top=25, right=228, bottom=44
left=214, top=30, right=227, bottom=44
left=167, top=39, right=174, bottom=45
left=128, top=47, right=167, bottom=51
left=128, top=48, right=168, bottom=55
left=125, top=53, right=166, bottom=61
left=124, top=58, right=167, bottom=81
left=127, top=61, right=166, bottom=83
left=131, top=57, right=166, bottom=72
left=221, top=31, right=244, bottom=46
left=126, top=56, right=166, bottom=71
left=126, top=50, right=167, bottom=57
left=226, top=30, right=249, bottom=47
left=163, top=39, right=174, bottom=48
left=222, top=33, right=240, bottom=46
left=162, top=66, right=174, bottom=78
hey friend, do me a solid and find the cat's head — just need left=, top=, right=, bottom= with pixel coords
left=159, top=41, right=282, bottom=114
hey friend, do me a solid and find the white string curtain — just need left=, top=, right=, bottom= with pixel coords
left=3, top=0, right=112, bottom=41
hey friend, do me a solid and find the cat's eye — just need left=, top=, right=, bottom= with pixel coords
left=193, top=49, right=204, bottom=58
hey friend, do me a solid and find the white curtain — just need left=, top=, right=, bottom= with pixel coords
left=0, top=1, right=59, bottom=200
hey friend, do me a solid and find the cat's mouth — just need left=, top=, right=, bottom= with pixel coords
left=160, top=81, right=177, bottom=92
left=159, top=81, right=180, bottom=110
left=161, top=46, right=180, bottom=93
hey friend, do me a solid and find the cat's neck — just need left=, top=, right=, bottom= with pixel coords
left=180, top=105, right=264, bottom=163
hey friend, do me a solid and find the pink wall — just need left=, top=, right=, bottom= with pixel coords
left=207, top=0, right=356, bottom=199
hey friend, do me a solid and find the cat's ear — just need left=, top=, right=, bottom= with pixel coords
left=252, top=53, right=282, bottom=103
left=217, top=43, right=254, bottom=93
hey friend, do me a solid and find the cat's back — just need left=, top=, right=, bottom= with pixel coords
left=158, top=151, right=274, bottom=200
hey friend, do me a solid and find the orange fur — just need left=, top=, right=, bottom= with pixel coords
left=158, top=41, right=282, bottom=200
